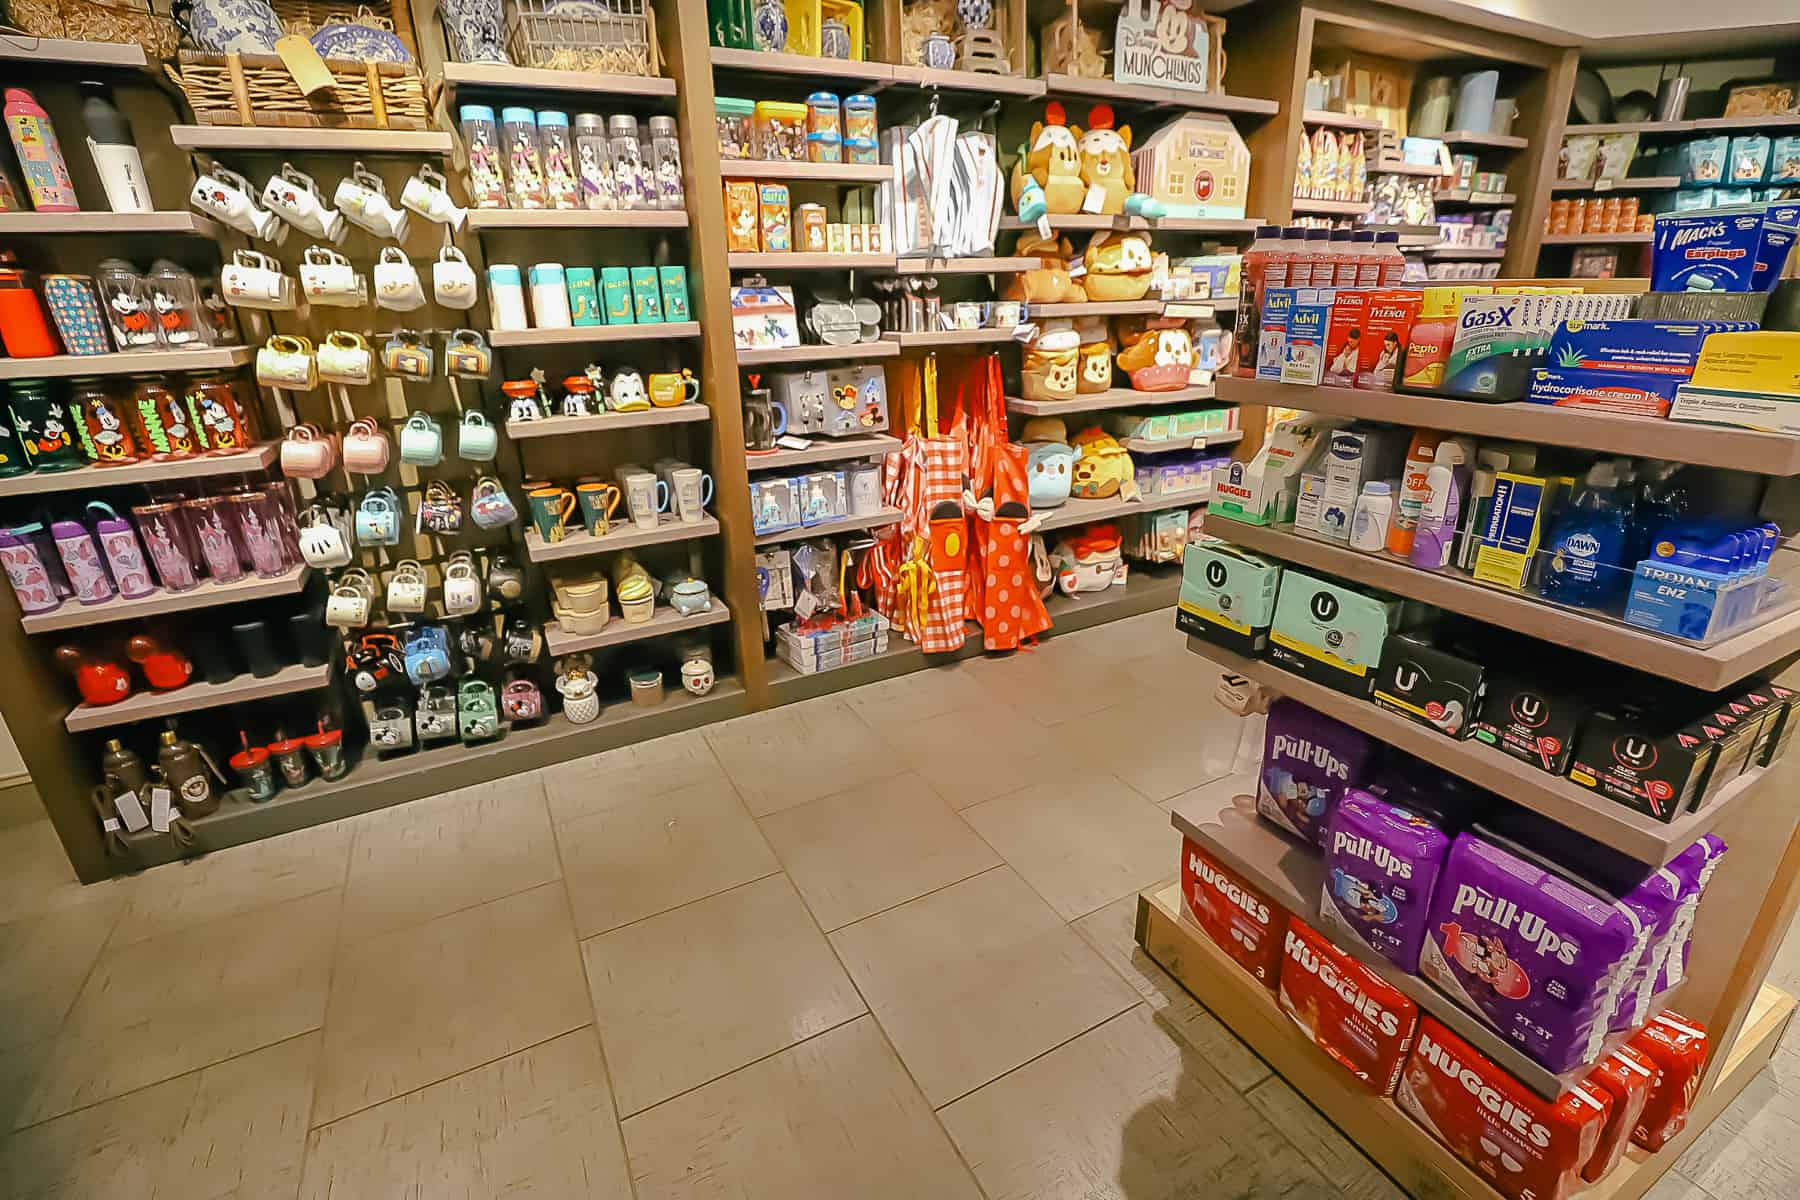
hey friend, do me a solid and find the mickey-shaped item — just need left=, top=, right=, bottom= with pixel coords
left=1051, top=522, right=1125, bottom=595
left=823, top=365, right=888, bottom=435
left=1009, top=102, right=1085, bottom=219
left=1003, top=232, right=1084, bottom=304
left=416, top=683, right=458, bottom=741
left=457, top=678, right=501, bottom=742
left=1076, top=106, right=1163, bottom=217
left=298, top=503, right=352, bottom=568
left=503, top=375, right=545, bottom=422
left=1070, top=427, right=1133, bottom=499
left=368, top=697, right=415, bottom=749
left=145, top=261, right=209, bottom=347
left=1081, top=230, right=1153, bottom=301
left=56, top=643, right=131, bottom=705
left=403, top=624, right=453, bottom=685
left=1075, top=316, right=1114, bottom=393
left=501, top=673, right=544, bottom=723
left=805, top=293, right=862, bottom=346
left=1021, top=319, right=1080, bottom=402
left=1115, top=318, right=1196, bottom=391
left=346, top=631, right=405, bottom=693
left=95, top=259, right=161, bottom=350
left=501, top=615, right=541, bottom=664
left=559, top=373, right=598, bottom=417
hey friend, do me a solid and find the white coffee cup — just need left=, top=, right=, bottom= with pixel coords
left=333, top=162, right=410, bottom=241
left=262, top=163, right=346, bottom=243
left=671, top=467, right=714, bottom=524
left=299, top=246, right=365, bottom=307
left=433, top=245, right=478, bottom=310
left=221, top=249, right=289, bottom=305
left=617, top=468, right=669, bottom=531
left=400, top=164, right=467, bottom=230
left=373, top=247, right=424, bottom=312
left=191, top=167, right=286, bottom=243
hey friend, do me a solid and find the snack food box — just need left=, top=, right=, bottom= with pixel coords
left=1179, top=836, right=1288, bottom=988
left=1278, top=918, right=1419, bottom=1095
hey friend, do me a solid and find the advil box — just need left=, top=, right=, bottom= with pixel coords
left=1630, top=1010, right=1709, bottom=1151
left=1582, top=1043, right=1655, bottom=1183
left=1277, top=919, right=1418, bottom=1096
left=1396, top=1017, right=1611, bottom=1200
left=1179, top=836, right=1288, bottom=988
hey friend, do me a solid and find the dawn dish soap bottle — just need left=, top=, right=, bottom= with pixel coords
left=1539, top=461, right=1633, bottom=609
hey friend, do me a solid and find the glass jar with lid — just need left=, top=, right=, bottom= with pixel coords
left=68, top=377, right=138, bottom=464
left=608, top=114, right=650, bottom=210
left=185, top=373, right=252, bottom=455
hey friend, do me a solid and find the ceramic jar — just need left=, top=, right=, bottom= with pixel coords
left=442, top=0, right=507, bottom=63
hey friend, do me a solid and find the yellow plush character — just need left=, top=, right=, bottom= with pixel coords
left=1076, top=105, right=1134, bottom=215
left=1081, top=230, right=1154, bottom=301
left=1115, top=320, right=1196, bottom=392
left=1003, top=232, right=1085, bottom=303
left=1074, top=316, right=1113, bottom=393
left=1069, top=427, right=1133, bottom=499
left=1020, top=320, right=1080, bottom=402
left=1009, top=102, right=1086, bottom=217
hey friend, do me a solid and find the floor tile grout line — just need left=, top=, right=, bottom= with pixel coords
left=107, top=878, right=344, bottom=954
left=301, top=829, right=362, bottom=1142
left=929, top=996, right=1146, bottom=1113
left=815, top=860, right=1009, bottom=935
left=571, top=866, right=786, bottom=945
left=17, top=890, right=130, bottom=1103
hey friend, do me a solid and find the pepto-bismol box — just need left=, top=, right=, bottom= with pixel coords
left=1176, top=539, right=1282, bottom=655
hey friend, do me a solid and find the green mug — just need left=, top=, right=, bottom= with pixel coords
left=527, top=487, right=577, bottom=543
left=576, top=481, right=622, bottom=536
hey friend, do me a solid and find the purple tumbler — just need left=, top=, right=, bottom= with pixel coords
left=52, top=518, right=114, bottom=605
left=0, top=523, right=72, bottom=613
left=87, top=501, right=156, bottom=599
left=132, top=501, right=200, bottom=591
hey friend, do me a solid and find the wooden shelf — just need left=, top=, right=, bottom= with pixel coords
left=0, top=36, right=146, bottom=67
left=1439, top=130, right=1529, bottom=149
left=729, top=252, right=896, bottom=270
left=438, top=62, right=678, bottom=96
left=1368, top=159, right=1448, bottom=177
left=1151, top=217, right=1264, bottom=234
left=505, top=406, right=709, bottom=439
left=998, top=214, right=1120, bottom=231
left=1691, top=113, right=1800, bottom=131
left=709, top=47, right=893, bottom=84
left=524, top=515, right=719, bottom=562
left=1541, top=231, right=1652, bottom=244
left=169, top=126, right=452, bottom=154
left=22, top=566, right=308, bottom=634
left=1422, top=246, right=1505, bottom=259
left=65, top=661, right=331, bottom=733
left=754, top=507, right=900, bottom=546
left=888, top=65, right=1043, bottom=96
left=1302, top=109, right=1386, bottom=131
left=1007, top=384, right=1217, bottom=415
left=1215, top=376, right=1800, bottom=475
left=489, top=321, right=700, bottom=347
left=745, top=433, right=899, bottom=470
left=882, top=328, right=1020, bottom=348
left=1551, top=175, right=1681, bottom=192
left=1565, top=120, right=1693, bottom=135
left=888, top=256, right=1042, bottom=275
left=1044, top=73, right=1279, bottom=116
left=1030, top=300, right=1163, bottom=317
left=0, top=346, right=251, bottom=381
left=0, top=441, right=278, bottom=497
left=1169, top=790, right=1627, bottom=1098
left=466, top=208, right=687, bottom=230
left=736, top=341, right=898, bottom=366
left=543, top=601, right=731, bottom=656
left=1212, top=612, right=1765, bottom=863
left=1124, top=429, right=1243, bottom=454
left=1034, top=488, right=1209, bottom=532
left=1291, top=198, right=1371, bottom=216
left=1435, top=190, right=1516, bottom=206
left=1138, top=882, right=1795, bottom=1200
left=1210, top=519, right=1800, bottom=692
left=0, top=212, right=220, bottom=236
left=721, top=160, right=890, bottom=183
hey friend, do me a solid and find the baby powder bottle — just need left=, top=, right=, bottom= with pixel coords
left=1349, top=482, right=1394, bottom=552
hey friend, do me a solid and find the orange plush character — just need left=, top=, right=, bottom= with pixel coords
left=1081, top=229, right=1154, bottom=301
left=1010, top=102, right=1086, bottom=218
left=1075, top=105, right=1161, bottom=217
left=1004, top=232, right=1086, bottom=303
left=1116, top=319, right=1197, bottom=391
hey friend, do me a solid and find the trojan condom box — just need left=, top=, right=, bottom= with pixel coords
left=1179, top=836, right=1288, bottom=988
left=1319, top=789, right=1453, bottom=972
left=1258, top=698, right=1377, bottom=847
left=1176, top=540, right=1282, bottom=655
left=1278, top=919, right=1419, bottom=1096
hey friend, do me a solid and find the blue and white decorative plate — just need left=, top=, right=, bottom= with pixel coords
left=186, top=0, right=284, bottom=54
left=311, top=15, right=412, bottom=64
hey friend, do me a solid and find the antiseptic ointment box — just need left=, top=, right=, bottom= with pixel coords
left=1688, top=331, right=1800, bottom=396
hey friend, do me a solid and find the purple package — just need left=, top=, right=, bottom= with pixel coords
left=1655, top=834, right=1729, bottom=997
left=1419, top=832, right=1644, bottom=1073
left=1605, top=840, right=1710, bottom=1034
left=1319, top=789, right=1453, bottom=972
left=1258, top=698, right=1377, bottom=847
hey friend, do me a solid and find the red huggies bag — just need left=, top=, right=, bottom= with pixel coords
left=1278, top=918, right=1419, bottom=1095
left=1631, top=1010, right=1709, bottom=1151
left=1581, top=1043, right=1655, bottom=1182
left=1179, top=836, right=1288, bottom=988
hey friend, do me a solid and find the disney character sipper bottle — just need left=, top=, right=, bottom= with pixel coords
left=51, top=518, right=115, bottom=605
left=4, top=88, right=78, bottom=212
left=80, top=82, right=150, bottom=214
left=88, top=501, right=156, bottom=599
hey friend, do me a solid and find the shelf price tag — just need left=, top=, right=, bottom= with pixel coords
left=149, top=786, right=173, bottom=834
left=1594, top=178, right=1614, bottom=192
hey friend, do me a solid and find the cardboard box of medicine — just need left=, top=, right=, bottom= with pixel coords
left=1402, top=285, right=1493, bottom=390
left=1212, top=416, right=1342, bottom=526
left=1670, top=384, right=1800, bottom=433
left=1355, top=290, right=1422, bottom=391
left=1323, top=290, right=1370, bottom=386
left=1691, top=699, right=1766, bottom=803
left=1257, top=287, right=1299, bottom=383
left=1527, top=366, right=1689, bottom=417
left=1473, top=471, right=1562, bottom=590
left=1268, top=568, right=1407, bottom=696
left=1545, top=318, right=1720, bottom=376
left=1568, top=708, right=1717, bottom=822
left=1469, top=672, right=1589, bottom=775
left=1690, top=331, right=1800, bottom=396
left=1281, top=299, right=1333, bottom=385
left=1294, top=472, right=1326, bottom=533
left=1623, top=558, right=1764, bottom=642
left=1176, top=540, right=1282, bottom=655
left=1372, top=633, right=1487, bottom=738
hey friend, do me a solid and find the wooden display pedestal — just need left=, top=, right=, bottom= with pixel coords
left=1136, top=883, right=1796, bottom=1200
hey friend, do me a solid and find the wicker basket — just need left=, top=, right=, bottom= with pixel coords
left=166, top=50, right=428, bottom=128
left=4, top=0, right=180, bottom=56
left=503, top=0, right=656, bottom=76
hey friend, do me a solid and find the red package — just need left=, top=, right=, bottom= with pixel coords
left=1354, top=289, right=1422, bottom=391
left=1322, top=289, right=1370, bottom=386
left=1278, top=919, right=1418, bottom=1095
left=1179, top=836, right=1287, bottom=989
left=1397, top=1017, right=1611, bottom=1200
left=1631, top=1010, right=1709, bottom=1151
left=1581, top=1044, right=1655, bottom=1182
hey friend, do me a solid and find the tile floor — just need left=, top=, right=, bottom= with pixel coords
left=0, top=608, right=1797, bottom=1198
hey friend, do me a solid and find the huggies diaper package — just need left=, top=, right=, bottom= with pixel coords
left=1278, top=918, right=1419, bottom=1095
left=1629, top=1010, right=1709, bottom=1151
left=1258, top=698, right=1378, bottom=846
left=1581, top=1044, right=1655, bottom=1182
left=1179, top=836, right=1289, bottom=988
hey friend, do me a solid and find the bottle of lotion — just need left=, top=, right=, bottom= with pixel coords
left=4, top=88, right=78, bottom=212
left=1410, top=438, right=1473, bottom=569
left=80, top=83, right=149, bottom=214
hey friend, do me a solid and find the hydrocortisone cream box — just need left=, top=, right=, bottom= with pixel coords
left=1177, top=539, right=1282, bottom=655
left=1269, top=568, right=1407, bottom=696
left=1544, top=319, right=1734, bottom=376
left=1526, top=366, right=1689, bottom=417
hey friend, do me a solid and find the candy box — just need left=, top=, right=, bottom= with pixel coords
left=1419, top=832, right=1645, bottom=1073
left=1268, top=569, right=1409, bottom=697
left=1176, top=538, right=1282, bottom=656
left=1372, top=632, right=1488, bottom=738
left=1397, top=1017, right=1612, bottom=1200
left=1320, top=789, right=1453, bottom=972
left=1278, top=919, right=1419, bottom=1095
left=1258, top=697, right=1377, bottom=846
left=1179, top=836, right=1288, bottom=988
left=1630, top=1010, right=1709, bottom=1151
left=1582, top=1044, right=1656, bottom=1182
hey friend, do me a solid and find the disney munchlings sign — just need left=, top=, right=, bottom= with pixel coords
left=1114, top=0, right=1213, bottom=92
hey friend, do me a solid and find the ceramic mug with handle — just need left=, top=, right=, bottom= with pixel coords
left=398, top=412, right=443, bottom=466
left=647, top=369, right=701, bottom=408
left=382, top=330, right=433, bottom=380
left=191, top=166, right=285, bottom=242
left=433, top=245, right=479, bottom=310
left=280, top=423, right=336, bottom=479
left=442, top=552, right=481, bottom=615
left=341, top=416, right=389, bottom=474
left=528, top=486, right=578, bottom=543
left=317, top=330, right=373, bottom=386
left=670, top=467, right=714, bottom=524
left=374, top=248, right=425, bottom=312
left=400, top=164, right=467, bottom=229
left=386, top=558, right=427, bottom=612
left=457, top=410, right=498, bottom=461
left=616, top=468, right=668, bottom=530
left=355, top=489, right=402, bottom=545
left=257, top=334, right=316, bottom=390
left=575, top=481, right=622, bottom=536
left=445, top=329, right=492, bottom=378
left=221, top=248, right=291, bottom=307
left=333, top=162, right=410, bottom=240
left=262, top=162, right=346, bottom=242
left=300, top=246, right=364, bottom=307
left=470, top=476, right=519, bottom=529
left=325, top=568, right=375, bottom=627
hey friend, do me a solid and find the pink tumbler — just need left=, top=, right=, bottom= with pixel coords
left=225, top=491, right=287, bottom=578
left=88, top=501, right=155, bottom=599
left=132, top=501, right=199, bottom=591
left=183, top=495, right=243, bottom=583
left=52, top=518, right=114, bottom=605
left=0, top=523, right=71, bottom=613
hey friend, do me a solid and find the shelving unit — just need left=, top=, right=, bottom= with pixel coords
left=1044, top=73, right=1280, bottom=115
left=168, top=126, right=453, bottom=153
left=505, top=407, right=710, bottom=439
left=1028, top=300, right=1164, bottom=317
left=1550, top=176, right=1681, bottom=191
left=1291, top=198, right=1371, bottom=216
left=0, top=347, right=252, bottom=381
left=753, top=508, right=901, bottom=546
left=1439, top=130, right=1529, bottom=149
left=1034, top=489, right=1209, bottom=533
left=745, top=433, right=899, bottom=470
left=524, top=515, right=721, bottom=562
left=543, top=601, right=732, bottom=655
left=727, top=252, right=896, bottom=270
left=719, top=161, right=891, bottom=183
left=736, top=342, right=898, bottom=366
left=708, top=47, right=892, bottom=84
left=1434, top=190, right=1515, bottom=206
left=20, top=567, right=309, bottom=634
left=1542, top=231, right=1652, bottom=244
left=488, top=322, right=701, bottom=347
left=882, top=328, right=1019, bottom=348
left=887, top=256, right=1041, bottom=275
left=64, top=662, right=332, bottom=733
left=437, top=62, right=679, bottom=96
left=0, top=212, right=221, bottom=236
left=1302, top=109, right=1386, bottom=131
left=0, top=442, right=280, bottom=497
left=1007, top=384, right=1217, bottom=416
left=466, top=209, right=689, bottom=230
left=0, top=35, right=148, bottom=67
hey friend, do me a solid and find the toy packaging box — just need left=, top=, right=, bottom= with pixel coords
left=1278, top=918, right=1419, bottom=1096
left=1397, top=1017, right=1612, bottom=1200
left=1131, top=113, right=1252, bottom=220
left=1268, top=568, right=1408, bottom=696
left=1371, top=632, right=1487, bottom=738
left=1179, top=836, right=1288, bottom=989
left=1176, top=539, right=1282, bottom=655
left=1319, top=789, right=1452, bottom=973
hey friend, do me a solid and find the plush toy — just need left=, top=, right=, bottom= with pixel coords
left=1116, top=319, right=1196, bottom=391
left=1010, top=102, right=1086, bottom=220
left=1069, top=427, right=1133, bottom=498
left=1004, top=232, right=1085, bottom=303
left=1074, top=316, right=1114, bottom=392
left=1020, top=319, right=1080, bottom=401
left=1051, top=523, right=1125, bottom=595
left=1077, top=105, right=1163, bottom=217
left=1081, top=229, right=1153, bottom=301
